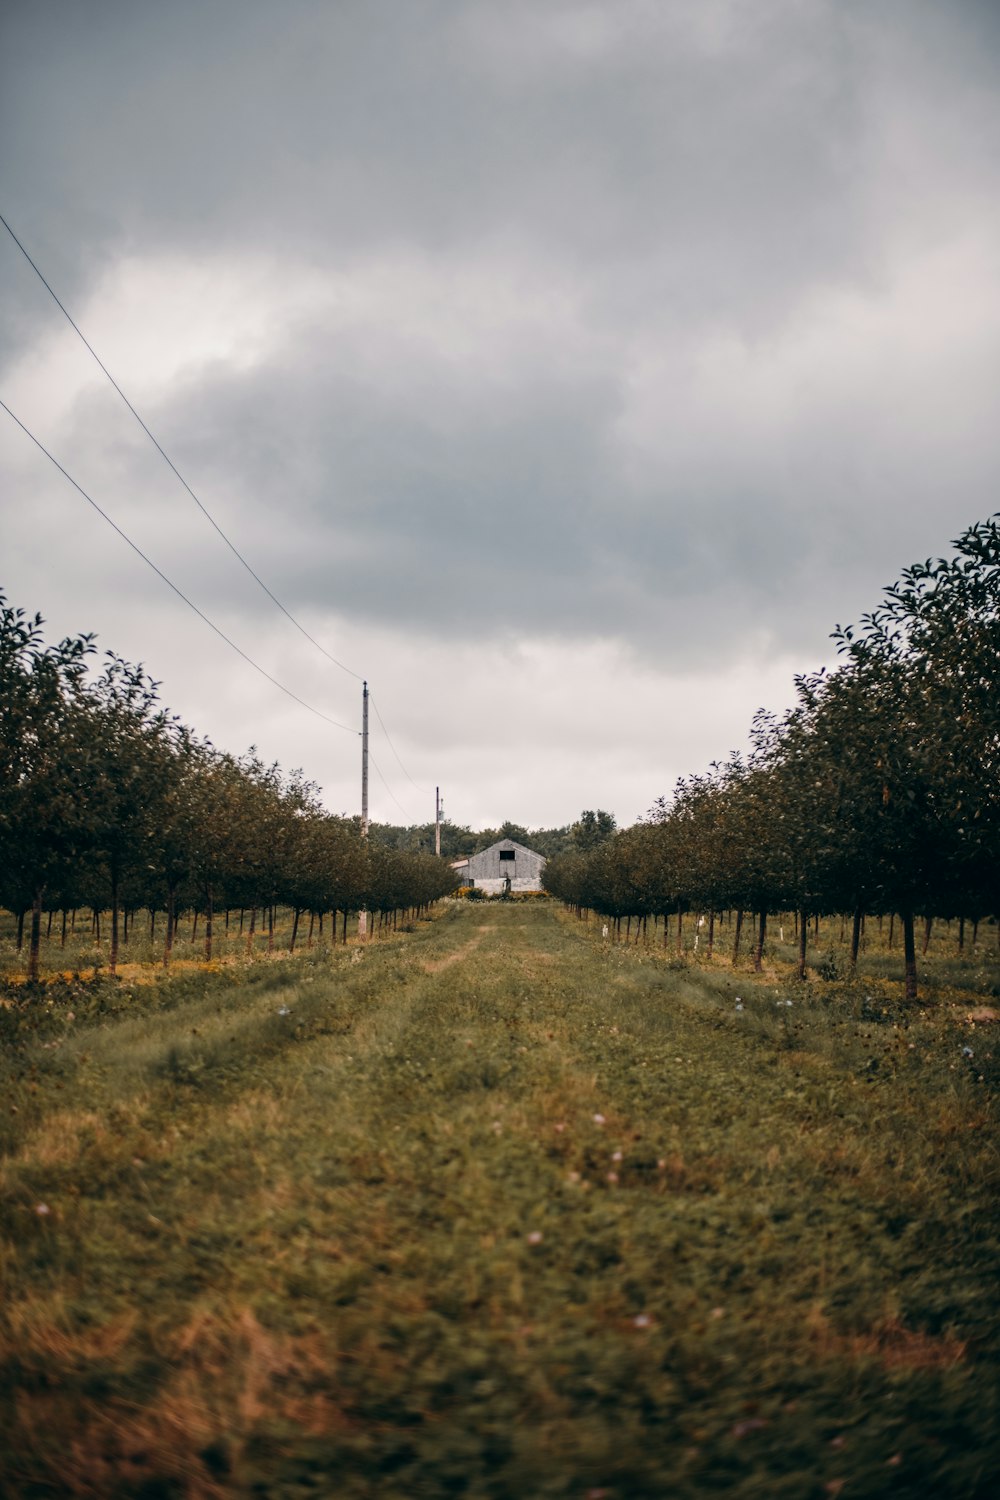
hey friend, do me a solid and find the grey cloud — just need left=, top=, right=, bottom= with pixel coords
left=3, top=0, right=999, bottom=676
left=0, top=1, right=973, bottom=320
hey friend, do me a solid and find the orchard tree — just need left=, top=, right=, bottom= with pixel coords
left=0, top=594, right=96, bottom=981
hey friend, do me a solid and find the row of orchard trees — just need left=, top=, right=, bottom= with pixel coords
left=0, top=594, right=456, bottom=982
left=545, top=515, right=1000, bottom=1000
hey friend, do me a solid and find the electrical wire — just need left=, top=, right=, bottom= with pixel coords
left=369, top=693, right=430, bottom=796
left=368, top=750, right=412, bottom=819
left=1, top=213, right=430, bottom=807
left=0, top=398, right=359, bottom=736
left=0, top=210, right=362, bottom=682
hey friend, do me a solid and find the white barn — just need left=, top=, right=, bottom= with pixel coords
left=460, top=838, right=546, bottom=894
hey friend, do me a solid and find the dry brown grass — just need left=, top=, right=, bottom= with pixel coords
left=421, top=933, right=484, bottom=973
left=806, top=1305, right=968, bottom=1371
left=9, top=1303, right=349, bottom=1498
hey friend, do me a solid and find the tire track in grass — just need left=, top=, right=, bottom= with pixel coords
left=2, top=900, right=997, bottom=1499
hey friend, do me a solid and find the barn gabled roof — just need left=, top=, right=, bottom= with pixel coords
left=470, top=838, right=546, bottom=862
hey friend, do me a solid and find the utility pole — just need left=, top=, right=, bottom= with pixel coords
left=359, top=681, right=369, bottom=940
left=361, top=680, right=369, bottom=837
left=435, top=786, right=441, bottom=857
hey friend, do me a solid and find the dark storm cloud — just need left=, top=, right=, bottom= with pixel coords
left=3, top=0, right=1000, bottom=668
left=3, top=0, right=873, bottom=302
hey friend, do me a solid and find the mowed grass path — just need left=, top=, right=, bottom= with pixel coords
left=2, top=902, right=998, bottom=1498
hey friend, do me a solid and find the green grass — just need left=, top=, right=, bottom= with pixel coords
left=0, top=904, right=350, bottom=985
left=1, top=901, right=998, bottom=1497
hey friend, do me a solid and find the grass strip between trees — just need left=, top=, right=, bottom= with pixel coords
left=1, top=901, right=998, bottom=1498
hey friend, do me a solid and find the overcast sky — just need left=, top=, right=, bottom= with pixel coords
left=2, top=0, right=999, bottom=832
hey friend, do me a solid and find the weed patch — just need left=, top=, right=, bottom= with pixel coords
left=1, top=904, right=997, bottom=1497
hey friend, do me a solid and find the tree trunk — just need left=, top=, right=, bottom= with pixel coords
left=732, top=908, right=744, bottom=965
left=307, top=912, right=315, bottom=948
left=902, top=910, right=918, bottom=1002
left=61, top=909, right=68, bottom=948
left=888, top=912, right=895, bottom=949
left=247, top=906, right=257, bottom=955
left=753, top=910, right=766, bottom=972
left=28, top=891, right=43, bottom=985
left=958, top=916, right=965, bottom=952
left=676, top=909, right=683, bottom=955
left=205, top=892, right=214, bottom=962
left=164, top=889, right=176, bottom=969
left=797, top=909, right=807, bottom=980
left=239, top=907, right=245, bottom=935
left=289, top=908, right=300, bottom=953
left=46, top=908, right=54, bottom=940
left=192, top=910, right=198, bottom=942
left=342, top=909, right=348, bottom=944
left=850, top=906, right=863, bottom=968
left=110, top=869, right=120, bottom=977
left=922, top=915, right=933, bottom=956
left=707, top=910, right=715, bottom=959
left=16, top=909, right=25, bottom=950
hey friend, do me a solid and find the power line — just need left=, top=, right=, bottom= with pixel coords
left=368, top=750, right=413, bottom=819
left=0, top=210, right=362, bottom=682
left=2, top=213, right=427, bottom=811
left=369, top=693, right=430, bottom=796
left=0, top=398, right=359, bottom=737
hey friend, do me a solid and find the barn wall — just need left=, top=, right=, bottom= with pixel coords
left=466, top=839, right=546, bottom=890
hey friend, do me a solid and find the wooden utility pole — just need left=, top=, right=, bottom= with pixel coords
left=359, top=681, right=369, bottom=939
left=435, top=786, right=441, bottom=857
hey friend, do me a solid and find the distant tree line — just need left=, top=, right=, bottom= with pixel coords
left=544, top=516, right=1000, bottom=1001
left=370, top=811, right=617, bottom=861
left=0, top=594, right=456, bottom=983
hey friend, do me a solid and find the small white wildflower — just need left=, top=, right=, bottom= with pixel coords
left=592, top=1112, right=606, bottom=1125
left=526, top=1230, right=543, bottom=1245
left=606, top=1171, right=619, bottom=1184
left=611, top=1150, right=623, bottom=1162
left=633, top=1314, right=651, bottom=1329
left=35, top=1203, right=50, bottom=1216
left=735, top=1001, right=744, bottom=1012
left=277, top=1006, right=291, bottom=1016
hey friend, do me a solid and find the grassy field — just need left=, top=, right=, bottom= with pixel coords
left=1, top=900, right=998, bottom=1497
